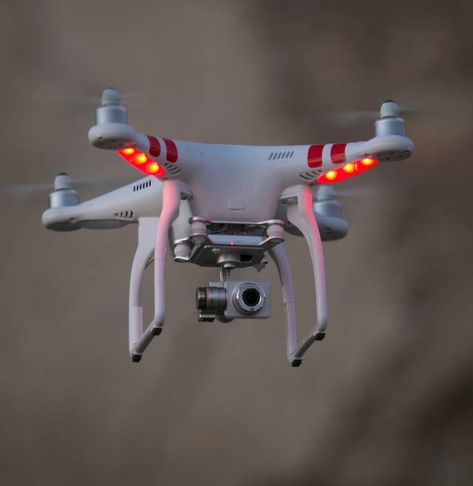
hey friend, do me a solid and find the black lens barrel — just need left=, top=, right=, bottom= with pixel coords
left=195, top=287, right=227, bottom=311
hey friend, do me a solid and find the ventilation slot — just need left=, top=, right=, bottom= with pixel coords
left=133, top=180, right=152, bottom=192
left=268, top=150, right=294, bottom=161
left=163, top=162, right=182, bottom=175
left=115, top=210, right=134, bottom=220
left=299, top=169, right=322, bottom=181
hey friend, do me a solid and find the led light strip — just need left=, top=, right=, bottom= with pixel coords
left=117, top=148, right=166, bottom=177
left=317, top=158, right=379, bottom=184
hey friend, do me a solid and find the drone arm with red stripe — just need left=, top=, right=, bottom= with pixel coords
left=345, top=134, right=414, bottom=163
left=307, top=134, right=413, bottom=168
left=87, top=87, right=184, bottom=180
left=303, top=100, right=414, bottom=184
left=301, top=133, right=413, bottom=186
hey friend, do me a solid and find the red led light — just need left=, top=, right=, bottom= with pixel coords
left=326, top=170, right=338, bottom=181
left=317, top=158, right=379, bottom=184
left=145, top=162, right=160, bottom=174
left=134, top=153, right=148, bottom=165
left=343, top=163, right=355, bottom=174
left=117, top=148, right=165, bottom=178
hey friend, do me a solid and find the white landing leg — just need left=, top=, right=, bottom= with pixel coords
left=278, top=185, right=328, bottom=366
left=129, top=180, right=182, bottom=362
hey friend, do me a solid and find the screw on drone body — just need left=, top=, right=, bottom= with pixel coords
left=281, top=197, right=296, bottom=205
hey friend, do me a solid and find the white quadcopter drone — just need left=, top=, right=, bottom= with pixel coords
left=42, top=87, right=414, bottom=366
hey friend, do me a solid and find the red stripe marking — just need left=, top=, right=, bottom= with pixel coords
left=308, top=144, right=324, bottom=168
left=163, top=138, right=178, bottom=163
left=330, top=143, right=346, bottom=164
left=147, top=135, right=161, bottom=157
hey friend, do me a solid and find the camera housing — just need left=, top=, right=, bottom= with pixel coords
left=196, top=280, right=271, bottom=322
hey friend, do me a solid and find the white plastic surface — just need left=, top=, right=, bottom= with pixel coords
left=43, top=93, right=416, bottom=365
left=129, top=181, right=182, bottom=359
left=280, top=185, right=328, bottom=364
left=129, top=218, right=158, bottom=355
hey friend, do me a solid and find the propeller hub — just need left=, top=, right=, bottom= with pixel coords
left=101, top=87, right=122, bottom=106
left=49, top=173, right=79, bottom=208
left=316, top=185, right=336, bottom=202
left=376, top=99, right=406, bottom=137
left=380, top=99, right=400, bottom=118
left=95, top=87, right=128, bottom=125
left=315, top=185, right=343, bottom=219
left=53, top=172, right=73, bottom=191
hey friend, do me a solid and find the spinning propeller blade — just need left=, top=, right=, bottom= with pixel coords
left=316, top=181, right=399, bottom=199
left=321, top=104, right=420, bottom=125
left=329, top=187, right=395, bottom=198
left=0, top=174, right=133, bottom=199
left=34, top=72, right=151, bottom=111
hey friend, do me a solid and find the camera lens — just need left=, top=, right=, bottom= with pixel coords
left=196, top=287, right=207, bottom=310
left=242, top=288, right=261, bottom=307
left=233, top=283, right=265, bottom=315
left=195, top=286, right=227, bottom=311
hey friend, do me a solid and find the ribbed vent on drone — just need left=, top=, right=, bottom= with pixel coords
left=115, top=210, right=134, bottom=219
left=268, top=150, right=294, bottom=160
left=300, top=169, right=323, bottom=182
left=132, top=180, right=153, bottom=192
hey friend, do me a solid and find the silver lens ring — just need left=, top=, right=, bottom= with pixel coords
left=233, top=283, right=265, bottom=314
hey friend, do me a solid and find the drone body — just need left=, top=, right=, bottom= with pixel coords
left=42, top=88, right=414, bottom=366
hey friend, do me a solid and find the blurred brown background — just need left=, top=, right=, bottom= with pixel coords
left=1, top=1, right=472, bottom=485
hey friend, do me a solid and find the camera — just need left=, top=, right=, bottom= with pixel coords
left=196, top=280, right=271, bottom=322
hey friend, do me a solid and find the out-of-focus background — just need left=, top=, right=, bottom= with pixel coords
left=1, top=1, right=472, bottom=485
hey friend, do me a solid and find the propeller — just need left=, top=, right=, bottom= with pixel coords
left=316, top=181, right=401, bottom=200
left=32, top=65, right=152, bottom=113
left=321, top=102, right=421, bottom=126
left=0, top=173, right=133, bottom=199
left=326, top=186, right=396, bottom=198
left=319, top=98, right=473, bottom=128
left=34, top=84, right=151, bottom=111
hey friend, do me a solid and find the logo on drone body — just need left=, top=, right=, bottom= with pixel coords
left=219, top=181, right=256, bottom=193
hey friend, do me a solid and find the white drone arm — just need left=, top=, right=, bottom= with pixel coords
left=345, top=135, right=413, bottom=163
left=42, top=176, right=164, bottom=231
